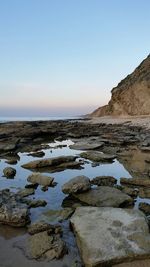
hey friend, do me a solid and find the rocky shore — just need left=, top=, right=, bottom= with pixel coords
left=0, top=117, right=150, bottom=267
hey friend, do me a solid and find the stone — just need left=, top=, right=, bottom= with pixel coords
left=3, top=167, right=16, bottom=178
left=122, top=187, right=139, bottom=198
left=27, top=172, right=54, bottom=187
left=43, top=208, right=74, bottom=222
left=5, top=159, right=17, bottom=165
left=91, top=176, right=117, bottom=186
left=28, top=221, right=55, bottom=235
left=73, top=186, right=133, bottom=207
left=139, top=188, right=150, bottom=198
left=80, top=151, right=115, bottom=162
left=62, top=176, right=91, bottom=194
left=22, top=155, right=77, bottom=169
left=70, top=207, right=150, bottom=267
left=27, top=224, right=67, bottom=260
left=17, top=188, right=35, bottom=198
left=70, top=141, right=104, bottom=150
left=139, top=202, right=150, bottom=215
left=27, top=151, right=45, bottom=157
left=0, top=189, right=30, bottom=227
left=120, top=177, right=150, bottom=187
left=24, top=199, right=47, bottom=208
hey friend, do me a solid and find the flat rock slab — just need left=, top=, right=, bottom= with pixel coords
left=73, top=186, right=133, bottom=207
left=120, top=178, right=150, bottom=187
left=70, top=207, right=150, bottom=267
left=22, top=156, right=77, bottom=169
left=80, top=151, right=116, bottom=162
left=70, top=142, right=104, bottom=150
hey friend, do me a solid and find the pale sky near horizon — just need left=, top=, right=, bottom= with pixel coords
left=0, top=0, right=150, bottom=116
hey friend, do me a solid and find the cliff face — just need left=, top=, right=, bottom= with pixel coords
left=91, top=54, right=150, bottom=116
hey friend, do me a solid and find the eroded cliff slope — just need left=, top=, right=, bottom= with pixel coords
left=91, top=54, right=150, bottom=116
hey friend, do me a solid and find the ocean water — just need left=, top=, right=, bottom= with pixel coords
left=0, top=116, right=81, bottom=123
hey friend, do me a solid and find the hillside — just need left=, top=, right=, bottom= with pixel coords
left=91, top=54, right=150, bottom=116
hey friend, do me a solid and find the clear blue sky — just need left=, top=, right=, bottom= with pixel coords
left=0, top=0, right=149, bottom=116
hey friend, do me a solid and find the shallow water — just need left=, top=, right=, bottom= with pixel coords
left=0, top=139, right=148, bottom=267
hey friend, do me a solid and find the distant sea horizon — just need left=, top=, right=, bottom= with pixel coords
left=0, top=116, right=82, bottom=123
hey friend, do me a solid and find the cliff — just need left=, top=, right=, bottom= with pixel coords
left=91, top=54, right=150, bottom=116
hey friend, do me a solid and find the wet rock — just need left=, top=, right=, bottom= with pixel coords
left=22, top=155, right=83, bottom=172
left=91, top=176, right=117, bottom=186
left=27, top=151, right=45, bottom=158
left=139, top=202, right=150, bottom=215
left=27, top=173, right=54, bottom=187
left=70, top=207, right=150, bottom=267
left=62, top=176, right=91, bottom=194
left=5, top=159, right=18, bottom=165
left=120, top=177, right=150, bottom=187
left=0, top=189, right=30, bottom=227
left=22, top=155, right=77, bottom=169
left=28, top=221, right=56, bottom=235
left=25, top=183, right=39, bottom=189
left=24, top=199, right=47, bottom=208
left=73, top=186, right=133, bottom=207
left=43, top=208, right=74, bottom=222
left=3, top=167, right=16, bottom=178
left=27, top=222, right=67, bottom=260
left=70, top=141, right=104, bottom=150
left=17, top=188, right=35, bottom=198
left=139, top=188, right=150, bottom=198
left=80, top=151, right=116, bottom=162
left=121, top=187, right=139, bottom=198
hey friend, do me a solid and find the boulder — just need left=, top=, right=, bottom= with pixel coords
left=27, top=151, right=45, bottom=158
left=91, top=176, right=117, bottom=186
left=70, top=207, right=150, bottom=267
left=0, top=189, right=30, bottom=227
left=73, top=186, right=133, bottom=207
left=27, top=173, right=54, bottom=187
left=28, top=221, right=58, bottom=235
left=3, top=167, right=16, bottom=178
left=62, top=176, right=91, bottom=194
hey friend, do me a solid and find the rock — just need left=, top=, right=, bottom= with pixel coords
left=27, top=151, right=45, bottom=158
left=21, top=155, right=83, bottom=172
left=22, top=155, right=77, bottom=169
left=5, top=159, right=17, bottom=165
left=70, top=141, right=104, bottom=150
left=80, top=151, right=115, bottom=162
left=43, top=208, right=74, bottom=222
left=28, top=221, right=55, bottom=235
left=0, top=189, right=30, bottom=227
left=24, top=199, right=47, bottom=208
left=120, top=177, right=150, bottom=187
left=121, top=187, right=139, bottom=198
left=139, top=188, right=150, bottom=198
left=73, top=186, right=133, bottom=207
left=62, top=176, right=91, bottom=194
left=17, top=188, right=35, bottom=198
left=27, top=173, right=54, bottom=187
left=91, top=176, right=117, bottom=186
left=3, top=167, right=16, bottom=178
left=90, top=54, right=150, bottom=116
left=139, top=202, right=150, bottom=215
left=70, top=207, right=150, bottom=267
left=27, top=223, right=67, bottom=260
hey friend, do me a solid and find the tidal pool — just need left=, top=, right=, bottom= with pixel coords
left=0, top=139, right=147, bottom=267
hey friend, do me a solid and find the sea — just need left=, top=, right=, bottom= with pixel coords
left=0, top=116, right=81, bottom=123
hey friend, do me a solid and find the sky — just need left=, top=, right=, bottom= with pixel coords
left=0, top=0, right=150, bottom=117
